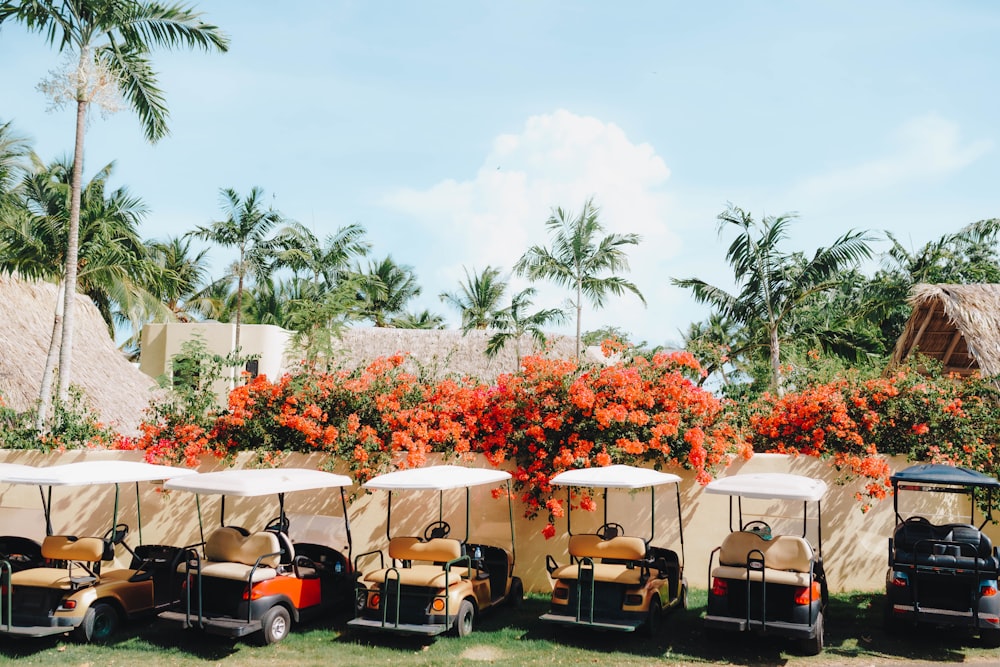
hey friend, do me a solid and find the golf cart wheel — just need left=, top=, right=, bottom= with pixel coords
left=882, top=599, right=903, bottom=635
left=258, top=605, right=291, bottom=645
left=71, top=602, right=120, bottom=643
left=508, top=576, right=524, bottom=607
left=454, top=599, right=475, bottom=637
left=799, top=611, right=824, bottom=656
left=982, top=628, right=1000, bottom=648
left=643, top=594, right=662, bottom=638
left=680, top=580, right=689, bottom=610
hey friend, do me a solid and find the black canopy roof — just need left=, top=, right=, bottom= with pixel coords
left=891, top=464, right=1000, bottom=489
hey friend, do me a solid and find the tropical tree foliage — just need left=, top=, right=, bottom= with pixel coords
left=672, top=205, right=873, bottom=394
left=0, top=0, right=229, bottom=405
left=515, top=198, right=644, bottom=358
left=486, top=287, right=565, bottom=368
left=439, top=265, right=507, bottom=331
left=356, top=255, right=422, bottom=327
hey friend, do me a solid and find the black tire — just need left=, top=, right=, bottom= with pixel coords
left=454, top=599, right=475, bottom=637
left=71, top=602, right=119, bottom=643
left=644, top=595, right=662, bottom=638
left=258, top=605, right=291, bottom=645
left=799, top=611, right=824, bottom=656
left=679, top=580, right=688, bottom=610
left=982, top=628, right=1000, bottom=648
left=508, top=576, right=524, bottom=608
left=882, top=599, right=902, bottom=636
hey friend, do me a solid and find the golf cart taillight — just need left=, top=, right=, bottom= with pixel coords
left=794, top=582, right=822, bottom=605
left=370, top=593, right=381, bottom=609
left=891, top=572, right=909, bottom=588
left=711, top=578, right=728, bottom=596
left=58, top=600, right=77, bottom=610
left=242, top=586, right=264, bottom=601
left=624, top=594, right=643, bottom=606
left=981, top=580, right=998, bottom=597
left=553, top=587, right=568, bottom=600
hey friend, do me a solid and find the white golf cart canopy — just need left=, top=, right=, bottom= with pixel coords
left=0, top=460, right=195, bottom=486
left=0, top=463, right=43, bottom=481
left=163, top=467, right=352, bottom=495
left=550, top=465, right=681, bottom=489
left=363, top=465, right=511, bottom=491
left=705, top=473, right=827, bottom=501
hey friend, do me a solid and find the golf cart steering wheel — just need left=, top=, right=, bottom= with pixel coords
left=596, top=523, right=625, bottom=540
left=265, top=515, right=291, bottom=533
left=423, top=520, right=451, bottom=540
left=743, top=520, right=772, bottom=539
left=103, top=523, right=130, bottom=545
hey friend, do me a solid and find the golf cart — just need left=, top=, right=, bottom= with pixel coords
left=704, top=472, right=828, bottom=655
left=0, top=460, right=196, bottom=641
left=348, top=465, right=521, bottom=637
left=540, top=464, right=687, bottom=634
left=884, top=464, right=1000, bottom=646
left=0, top=463, right=47, bottom=574
left=159, top=467, right=355, bottom=645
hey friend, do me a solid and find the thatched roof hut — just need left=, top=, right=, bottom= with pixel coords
left=887, top=284, right=1000, bottom=378
left=327, top=328, right=581, bottom=382
left=0, top=275, right=158, bottom=434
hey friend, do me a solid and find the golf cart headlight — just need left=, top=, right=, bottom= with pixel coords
left=431, top=598, right=445, bottom=612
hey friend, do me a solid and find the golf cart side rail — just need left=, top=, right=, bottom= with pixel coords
left=178, top=546, right=283, bottom=628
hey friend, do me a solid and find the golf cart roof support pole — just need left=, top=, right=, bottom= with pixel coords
left=816, top=501, right=823, bottom=556
left=113, top=483, right=121, bottom=533
left=982, top=488, right=994, bottom=531
left=386, top=491, right=393, bottom=542
left=802, top=500, right=807, bottom=538
left=675, top=483, right=685, bottom=567
left=196, top=495, right=204, bottom=546
left=340, top=487, right=353, bottom=558
left=736, top=496, right=743, bottom=531
left=892, top=479, right=902, bottom=525
left=565, top=486, right=574, bottom=537
left=603, top=488, right=608, bottom=526
left=220, top=495, right=226, bottom=528
left=39, top=485, right=52, bottom=536
left=649, top=486, right=656, bottom=542
left=135, top=481, right=143, bottom=544
left=278, top=491, right=286, bottom=527
left=465, top=488, right=470, bottom=543
left=971, top=487, right=977, bottom=526
left=507, top=479, right=515, bottom=565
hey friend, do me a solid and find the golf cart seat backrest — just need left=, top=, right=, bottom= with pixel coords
left=719, top=532, right=813, bottom=573
left=41, top=535, right=104, bottom=563
left=204, top=527, right=281, bottom=568
left=388, top=536, right=462, bottom=564
left=569, top=534, right=646, bottom=562
left=893, top=521, right=995, bottom=569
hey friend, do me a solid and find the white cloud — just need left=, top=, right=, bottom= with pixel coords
left=383, top=109, right=682, bottom=343
left=792, top=114, right=992, bottom=200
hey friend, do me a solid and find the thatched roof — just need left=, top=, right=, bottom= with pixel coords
left=0, top=275, right=157, bottom=434
left=887, top=283, right=1000, bottom=378
left=327, top=328, right=582, bottom=382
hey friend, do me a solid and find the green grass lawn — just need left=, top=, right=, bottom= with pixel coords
left=0, top=591, right=996, bottom=666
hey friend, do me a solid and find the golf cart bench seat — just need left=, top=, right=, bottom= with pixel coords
left=362, top=537, right=470, bottom=587
left=177, top=527, right=281, bottom=582
left=892, top=522, right=998, bottom=570
left=40, top=535, right=105, bottom=562
left=712, top=532, right=815, bottom=587
left=550, top=534, right=648, bottom=585
left=10, top=535, right=112, bottom=589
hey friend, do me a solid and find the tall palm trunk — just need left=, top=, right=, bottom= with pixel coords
left=35, top=281, right=65, bottom=431
left=56, top=93, right=87, bottom=402
left=770, top=326, right=782, bottom=395
left=575, top=277, right=583, bottom=359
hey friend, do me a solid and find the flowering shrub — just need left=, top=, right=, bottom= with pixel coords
left=746, top=363, right=1000, bottom=511
left=0, top=388, right=119, bottom=451
left=475, top=351, right=746, bottom=536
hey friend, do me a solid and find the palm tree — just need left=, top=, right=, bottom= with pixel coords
left=191, top=187, right=284, bottom=350
left=0, top=1, right=228, bottom=402
left=672, top=205, right=873, bottom=393
left=439, top=265, right=507, bottom=331
left=269, top=221, right=370, bottom=295
left=357, top=255, right=422, bottom=327
left=391, top=310, right=446, bottom=329
left=514, top=198, right=645, bottom=358
left=0, top=120, right=31, bottom=202
left=146, top=235, right=212, bottom=322
left=2, top=156, right=165, bottom=428
left=486, top=287, right=566, bottom=369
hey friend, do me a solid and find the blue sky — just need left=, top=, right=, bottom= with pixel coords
left=2, top=1, right=999, bottom=347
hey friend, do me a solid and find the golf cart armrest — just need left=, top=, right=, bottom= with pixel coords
left=546, top=554, right=559, bottom=575
left=444, top=555, right=472, bottom=579
left=354, top=548, right=385, bottom=573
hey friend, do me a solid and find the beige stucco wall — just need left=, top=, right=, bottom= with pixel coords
left=0, top=450, right=993, bottom=594
left=138, top=322, right=294, bottom=405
